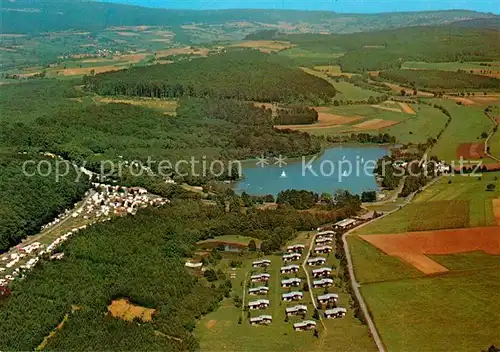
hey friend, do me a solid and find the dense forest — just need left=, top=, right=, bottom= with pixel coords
left=85, top=51, right=336, bottom=104
left=377, top=69, right=500, bottom=90
left=0, top=194, right=358, bottom=350
left=0, top=81, right=322, bottom=184
left=0, top=154, right=90, bottom=253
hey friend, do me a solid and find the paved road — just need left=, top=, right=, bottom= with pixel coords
left=484, top=110, right=500, bottom=162
left=301, top=233, right=327, bottom=331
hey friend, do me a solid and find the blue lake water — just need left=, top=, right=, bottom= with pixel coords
left=234, top=146, right=388, bottom=196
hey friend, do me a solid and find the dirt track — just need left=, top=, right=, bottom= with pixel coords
left=360, top=227, right=500, bottom=274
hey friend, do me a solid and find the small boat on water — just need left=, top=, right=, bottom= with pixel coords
left=280, top=170, right=287, bottom=178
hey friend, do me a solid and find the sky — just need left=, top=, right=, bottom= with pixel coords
left=101, top=0, right=499, bottom=14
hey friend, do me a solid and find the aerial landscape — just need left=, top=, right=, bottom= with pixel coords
left=0, top=0, right=499, bottom=351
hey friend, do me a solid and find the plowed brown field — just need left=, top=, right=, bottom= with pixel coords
left=361, top=227, right=500, bottom=274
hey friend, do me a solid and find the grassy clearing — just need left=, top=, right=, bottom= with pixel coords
left=334, top=82, right=382, bottom=101
left=429, top=251, right=500, bottom=271
left=383, top=104, right=449, bottom=144
left=279, top=47, right=344, bottom=67
left=347, top=235, right=423, bottom=284
left=196, top=235, right=261, bottom=247
left=429, top=99, right=494, bottom=162
left=361, top=268, right=500, bottom=351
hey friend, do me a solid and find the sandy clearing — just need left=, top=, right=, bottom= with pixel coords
left=354, top=119, right=399, bottom=130
left=449, top=96, right=476, bottom=106
left=371, top=104, right=403, bottom=113
left=361, top=227, right=500, bottom=274
left=206, top=320, right=217, bottom=329
left=108, top=299, right=156, bottom=322
left=398, top=102, right=417, bottom=115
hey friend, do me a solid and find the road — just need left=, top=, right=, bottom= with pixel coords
left=2, top=190, right=95, bottom=275
left=484, top=110, right=500, bottom=162
left=342, top=175, right=442, bottom=352
left=301, top=233, right=327, bottom=331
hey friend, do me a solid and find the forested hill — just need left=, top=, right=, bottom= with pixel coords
left=86, top=50, right=335, bottom=104
left=279, top=22, right=500, bottom=72
left=0, top=0, right=495, bottom=34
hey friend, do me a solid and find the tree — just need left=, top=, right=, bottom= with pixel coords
left=313, top=329, right=319, bottom=338
left=400, top=89, right=406, bottom=96
left=361, top=191, right=377, bottom=203
left=204, top=269, right=218, bottom=282
left=486, top=184, right=496, bottom=191
left=313, top=309, right=320, bottom=320
left=248, top=239, right=257, bottom=252
left=238, top=316, right=242, bottom=324
left=303, top=282, right=309, bottom=292
left=481, top=132, right=488, bottom=139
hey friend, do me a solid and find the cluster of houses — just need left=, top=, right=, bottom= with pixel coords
left=77, top=183, right=169, bottom=219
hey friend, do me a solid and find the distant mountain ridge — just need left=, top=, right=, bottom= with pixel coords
left=0, top=0, right=497, bottom=34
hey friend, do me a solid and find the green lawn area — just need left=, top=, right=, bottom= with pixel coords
left=429, top=251, right=500, bottom=271
left=333, top=81, right=382, bottom=101
left=383, top=104, right=449, bottom=144
left=429, top=99, right=494, bottom=162
left=402, top=61, right=500, bottom=71
left=360, top=268, right=500, bottom=351
left=196, top=234, right=261, bottom=247
left=347, top=235, right=423, bottom=284
left=279, top=47, right=344, bottom=67
left=195, top=232, right=376, bottom=351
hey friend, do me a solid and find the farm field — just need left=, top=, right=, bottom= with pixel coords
left=360, top=227, right=500, bottom=274
left=195, top=233, right=376, bottom=351
left=352, top=173, right=500, bottom=236
left=382, top=103, right=449, bottom=144
left=278, top=47, right=344, bottom=67
left=429, top=99, right=494, bottom=162
left=402, top=61, right=500, bottom=78
left=360, top=268, right=500, bottom=351
left=231, top=40, right=295, bottom=53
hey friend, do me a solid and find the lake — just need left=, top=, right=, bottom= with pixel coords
left=233, top=146, right=388, bottom=196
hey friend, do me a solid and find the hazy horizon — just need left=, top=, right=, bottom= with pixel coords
left=98, top=0, right=499, bottom=14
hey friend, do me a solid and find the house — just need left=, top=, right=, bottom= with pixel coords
left=282, top=291, right=303, bottom=302
left=248, top=286, right=269, bottom=295
left=317, top=293, right=338, bottom=304
left=287, top=244, right=305, bottom=253
left=334, top=218, right=357, bottom=231
left=317, top=230, right=335, bottom=237
left=252, top=259, right=271, bottom=268
left=250, top=315, right=273, bottom=325
left=185, top=261, right=203, bottom=268
left=281, top=278, right=301, bottom=288
left=307, top=257, right=326, bottom=266
left=356, top=211, right=376, bottom=221
left=325, top=307, right=347, bottom=319
left=248, top=299, right=270, bottom=310
left=251, top=273, right=271, bottom=282
left=285, top=305, right=308, bottom=316
left=293, top=320, right=317, bottom=331
left=313, top=278, right=334, bottom=288
left=315, top=236, right=332, bottom=245
left=313, top=245, right=332, bottom=254
left=280, top=264, right=300, bottom=274
left=282, top=253, right=301, bottom=262
left=312, top=267, right=332, bottom=278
